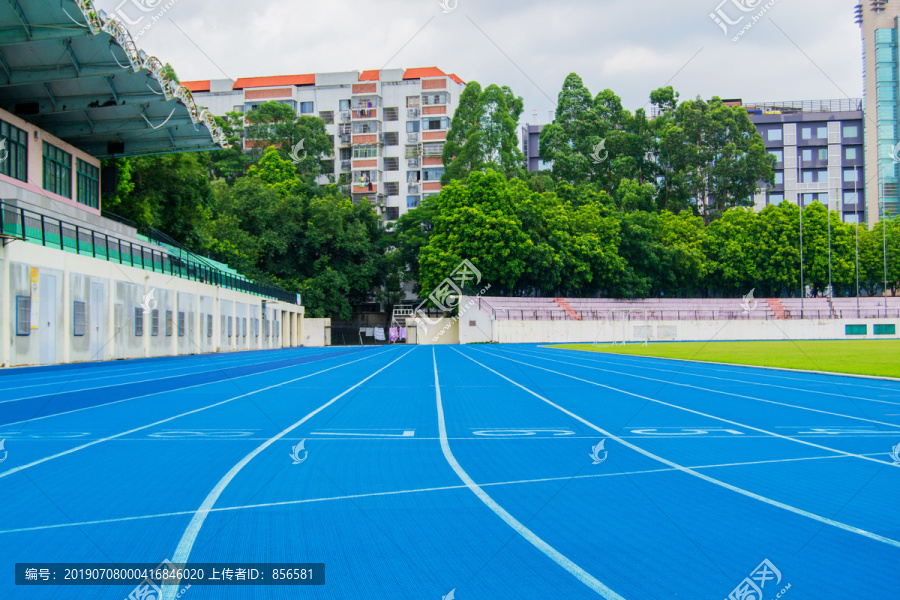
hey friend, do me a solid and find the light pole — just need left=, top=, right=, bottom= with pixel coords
left=798, top=160, right=805, bottom=317
left=855, top=177, right=860, bottom=316
left=882, top=163, right=888, bottom=306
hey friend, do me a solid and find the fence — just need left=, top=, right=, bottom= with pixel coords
left=0, top=200, right=298, bottom=304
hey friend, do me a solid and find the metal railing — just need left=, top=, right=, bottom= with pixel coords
left=743, top=98, right=863, bottom=114
left=487, top=307, right=900, bottom=321
left=1, top=201, right=298, bottom=304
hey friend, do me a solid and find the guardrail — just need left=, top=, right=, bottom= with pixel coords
left=487, top=307, right=900, bottom=321
left=1, top=201, right=298, bottom=304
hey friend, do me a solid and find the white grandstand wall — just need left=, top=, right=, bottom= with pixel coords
left=0, top=241, right=315, bottom=368
left=470, top=317, right=900, bottom=344
left=411, top=317, right=459, bottom=344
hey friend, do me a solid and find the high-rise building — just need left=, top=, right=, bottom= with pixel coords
left=183, top=68, right=465, bottom=223
left=857, top=1, right=900, bottom=224
left=744, top=99, right=865, bottom=223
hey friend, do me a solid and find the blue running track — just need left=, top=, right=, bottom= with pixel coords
left=1, top=344, right=898, bottom=599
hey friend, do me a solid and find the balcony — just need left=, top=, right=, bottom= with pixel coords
left=340, top=133, right=351, bottom=145
left=341, top=160, right=351, bottom=172
left=351, top=182, right=381, bottom=195
left=408, top=183, right=420, bottom=193
left=352, top=108, right=377, bottom=119
left=407, top=132, right=419, bottom=143
left=407, top=157, right=420, bottom=168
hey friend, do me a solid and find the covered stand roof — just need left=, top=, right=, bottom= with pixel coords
left=0, top=0, right=226, bottom=158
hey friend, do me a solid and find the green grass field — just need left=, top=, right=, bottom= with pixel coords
left=550, top=340, right=900, bottom=379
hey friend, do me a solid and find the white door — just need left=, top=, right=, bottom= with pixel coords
left=38, top=274, right=57, bottom=365
left=90, top=282, right=104, bottom=360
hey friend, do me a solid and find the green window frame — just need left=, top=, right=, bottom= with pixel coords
left=874, top=324, right=896, bottom=335
left=42, top=142, right=72, bottom=198
left=0, top=120, right=28, bottom=182
left=845, top=324, right=867, bottom=336
left=76, top=159, right=100, bottom=209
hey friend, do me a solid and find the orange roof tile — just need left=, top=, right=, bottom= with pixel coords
left=448, top=73, right=465, bottom=85
left=402, top=67, right=447, bottom=80
left=359, top=70, right=380, bottom=81
left=232, top=74, right=315, bottom=89
left=182, top=80, right=211, bottom=92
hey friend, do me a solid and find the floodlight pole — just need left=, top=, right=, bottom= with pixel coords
left=798, top=162, right=804, bottom=317
left=855, top=177, right=860, bottom=315
left=827, top=189, right=832, bottom=297
left=882, top=162, right=888, bottom=306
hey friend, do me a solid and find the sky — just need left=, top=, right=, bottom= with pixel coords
left=95, top=0, right=863, bottom=124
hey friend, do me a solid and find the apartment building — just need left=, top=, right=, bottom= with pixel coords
left=743, top=99, right=866, bottom=223
left=184, top=68, right=466, bottom=223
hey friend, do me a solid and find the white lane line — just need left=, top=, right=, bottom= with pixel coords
left=0, top=349, right=365, bottom=428
left=485, top=349, right=900, bottom=464
left=517, top=347, right=900, bottom=407
left=0, top=348, right=326, bottom=392
left=161, top=347, right=417, bottom=600
left=0, top=348, right=394, bottom=480
left=0, top=451, right=883, bottom=537
left=433, top=348, right=625, bottom=599
left=454, top=347, right=900, bottom=549
left=0, top=348, right=340, bottom=404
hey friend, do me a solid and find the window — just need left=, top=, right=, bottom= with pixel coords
left=406, top=96, right=420, bottom=108
left=166, top=310, right=173, bottom=336
left=207, top=314, right=213, bottom=338
left=243, top=318, right=247, bottom=338
left=178, top=311, right=185, bottom=337
left=774, top=172, right=784, bottom=185
left=802, top=170, right=827, bottom=183
left=801, top=149, right=812, bottom=162
left=232, top=105, right=244, bottom=113
left=151, top=309, right=160, bottom=336
left=407, top=196, right=420, bottom=208
left=384, top=157, right=399, bottom=171
left=843, top=125, right=859, bottom=138
left=422, top=117, right=449, bottom=130
left=353, top=145, right=379, bottom=158
left=845, top=324, right=867, bottom=336
left=266, top=320, right=270, bottom=338
left=845, top=147, right=858, bottom=160
left=384, top=132, right=399, bottom=146
left=406, top=121, right=420, bottom=133
left=73, top=301, right=86, bottom=336
left=300, top=101, right=314, bottom=114
left=319, top=111, right=334, bottom=124
left=384, top=107, right=399, bottom=121
left=221, top=315, right=226, bottom=335
left=769, top=149, right=783, bottom=162
left=135, top=308, right=144, bottom=337
left=255, top=318, right=259, bottom=338
left=874, top=324, right=896, bottom=335
left=817, top=126, right=827, bottom=139
left=228, top=316, right=233, bottom=338
left=802, top=193, right=815, bottom=205
left=844, top=213, right=859, bottom=224
left=422, top=92, right=449, bottom=105
left=843, top=169, right=859, bottom=183
left=422, top=142, right=444, bottom=157
left=76, top=159, right=100, bottom=208
left=817, top=148, right=828, bottom=161
left=767, top=128, right=782, bottom=142
left=768, top=193, right=784, bottom=204
left=386, top=182, right=399, bottom=196
left=422, top=167, right=444, bottom=181
left=801, top=127, right=812, bottom=140
left=339, top=99, right=350, bottom=111
left=843, top=191, right=859, bottom=205
left=0, top=119, right=27, bottom=182
left=43, top=142, right=72, bottom=198
left=16, top=296, right=31, bottom=336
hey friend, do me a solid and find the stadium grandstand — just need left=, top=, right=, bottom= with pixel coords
left=0, top=0, right=315, bottom=368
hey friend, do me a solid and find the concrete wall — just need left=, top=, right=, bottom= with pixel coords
left=412, top=317, right=459, bottom=345
left=1, top=241, right=307, bottom=368
left=463, top=317, right=900, bottom=345
left=302, top=318, right=332, bottom=347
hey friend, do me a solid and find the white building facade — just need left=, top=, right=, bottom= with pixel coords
left=185, top=67, right=466, bottom=223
